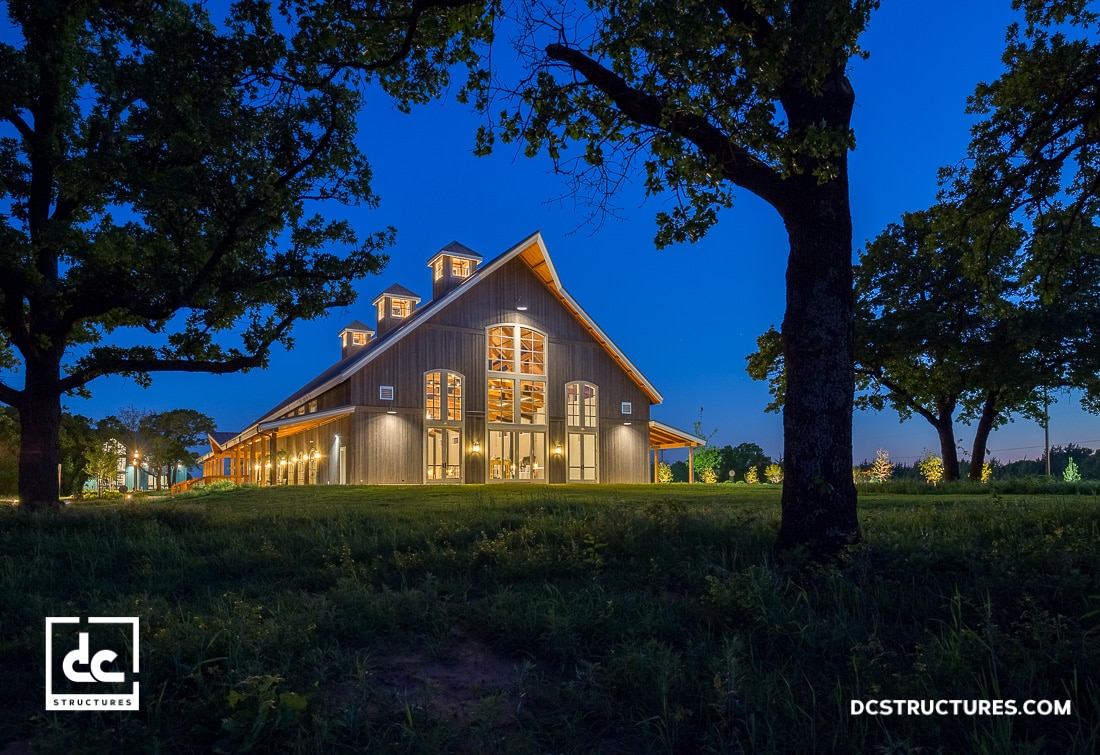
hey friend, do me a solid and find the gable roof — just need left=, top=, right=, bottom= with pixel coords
left=371, top=283, right=421, bottom=304
left=427, top=240, right=483, bottom=266
left=341, top=319, right=373, bottom=332
left=207, top=431, right=239, bottom=453
left=255, top=231, right=662, bottom=426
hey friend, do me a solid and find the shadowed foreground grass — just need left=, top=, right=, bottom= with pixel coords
left=1, top=484, right=1098, bottom=753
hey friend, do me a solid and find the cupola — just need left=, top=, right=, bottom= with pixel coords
left=372, top=284, right=421, bottom=337
left=427, top=241, right=482, bottom=299
left=338, top=320, right=374, bottom=359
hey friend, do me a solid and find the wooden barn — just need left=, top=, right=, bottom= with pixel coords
left=184, top=232, right=701, bottom=489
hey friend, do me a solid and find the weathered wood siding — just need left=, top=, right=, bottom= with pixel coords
left=263, top=254, right=653, bottom=484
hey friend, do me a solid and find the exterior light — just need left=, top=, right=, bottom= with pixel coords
left=386, top=409, right=397, bottom=415
left=472, top=440, right=481, bottom=454
left=554, top=443, right=562, bottom=455
left=624, top=421, right=632, bottom=426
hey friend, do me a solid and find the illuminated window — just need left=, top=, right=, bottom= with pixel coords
left=425, top=369, right=464, bottom=483
left=434, top=259, right=443, bottom=281
left=425, top=371, right=442, bottom=421
left=566, top=382, right=598, bottom=428
left=488, top=324, right=545, bottom=374
left=425, top=371, right=462, bottom=422
left=447, top=373, right=462, bottom=421
left=352, top=332, right=367, bottom=345
left=426, top=428, right=462, bottom=481
left=519, top=380, right=545, bottom=424
left=568, top=433, right=598, bottom=482
left=391, top=299, right=411, bottom=318
left=308, top=400, right=318, bottom=413
left=452, top=258, right=471, bottom=278
left=487, top=325, right=515, bottom=372
left=376, top=299, right=384, bottom=321
left=487, top=378, right=514, bottom=423
left=520, top=328, right=545, bottom=374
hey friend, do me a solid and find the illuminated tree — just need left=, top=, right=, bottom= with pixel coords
left=764, top=463, right=784, bottom=484
left=868, top=449, right=893, bottom=484
left=917, top=453, right=944, bottom=487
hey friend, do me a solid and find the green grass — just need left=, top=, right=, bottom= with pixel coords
left=2, top=484, right=1098, bottom=753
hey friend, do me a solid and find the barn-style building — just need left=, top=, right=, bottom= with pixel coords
left=186, top=232, right=700, bottom=488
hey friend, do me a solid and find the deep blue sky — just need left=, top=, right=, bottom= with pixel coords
left=50, top=1, right=1100, bottom=465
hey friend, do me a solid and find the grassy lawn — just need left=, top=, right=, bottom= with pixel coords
left=2, top=484, right=1098, bottom=753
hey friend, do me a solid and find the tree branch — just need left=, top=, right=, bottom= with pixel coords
left=544, top=43, right=789, bottom=213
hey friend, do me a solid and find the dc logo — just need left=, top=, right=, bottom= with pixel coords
left=63, top=631, right=126, bottom=683
left=45, top=617, right=140, bottom=711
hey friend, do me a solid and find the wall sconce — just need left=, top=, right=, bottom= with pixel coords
left=515, top=295, right=527, bottom=311
left=554, top=443, right=562, bottom=456
left=472, top=440, right=481, bottom=454
left=623, top=421, right=632, bottom=426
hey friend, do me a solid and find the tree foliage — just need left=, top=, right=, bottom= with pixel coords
left=483, top=0, right=875, bottom=554
left=0, top=0, right=488, bottom=507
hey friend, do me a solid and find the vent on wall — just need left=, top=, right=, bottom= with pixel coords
left=621, top=402, right=632, bottom=415
left=379, top=385, right=395, bottom=401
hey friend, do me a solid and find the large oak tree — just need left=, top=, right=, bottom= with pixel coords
left=484, top=0, right=872, bottom=553
left=0, top=0, right=486, bottom=508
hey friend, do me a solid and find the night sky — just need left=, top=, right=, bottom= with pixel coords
left=32, top=1, right=1100, bottom=466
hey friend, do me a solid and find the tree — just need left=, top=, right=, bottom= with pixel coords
left=0, top=0, right=487, bottom=508
left=868, top=449, right=892, bottom=484
left=1064, top=457, right=1081, bottom=483
left=487, top=1, right=873, bottom=554
left=695, top=446, right=721, bottom=484
left=764, top=463, right=784, bottom=484
left=84, top=442, right=121, bottom=494
left=917, top=453, right=944, bottom=487
left=720, top=442, right=771, bottom=483
left=750, top=204, right=1100, bottom=482
left=945, top=0, right=1100, bottom=261
left=142, top=409, right=215, bottom=488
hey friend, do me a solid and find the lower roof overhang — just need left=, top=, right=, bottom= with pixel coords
left=649, top=420, right=705, bottom=450
left=257, top=405, right=356, bottom=437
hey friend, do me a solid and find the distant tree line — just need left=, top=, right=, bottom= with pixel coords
left=0, top=406, right=212, bottom=497
left=665, top=442, right=776, bottom=484
left=855, top=445, right=1100, bottom=483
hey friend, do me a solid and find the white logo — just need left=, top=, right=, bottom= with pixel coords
left=45, top=617, right=140, bottom=710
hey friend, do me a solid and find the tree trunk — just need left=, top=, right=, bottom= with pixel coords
left=967, top=391, right=1000, bottom=481
left=934, top=417, right=961, bottom=482
left=775, top=174, right=860, bottom=556
left=17, top=358, right=64, bottom=509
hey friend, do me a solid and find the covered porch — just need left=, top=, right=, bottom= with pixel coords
left=649, top=420, right=705, bottom=483
left=172, top=407, right=354, bottom=493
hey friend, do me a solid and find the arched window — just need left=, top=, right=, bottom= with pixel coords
left=566, top=382, right=599, bottom=482
left=425, top=370, right=464, bottom=482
